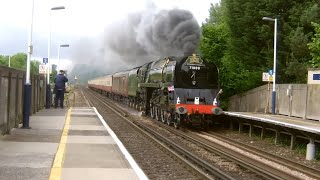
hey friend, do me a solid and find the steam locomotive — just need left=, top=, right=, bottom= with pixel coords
left=88, top=53, right=223, bottom=128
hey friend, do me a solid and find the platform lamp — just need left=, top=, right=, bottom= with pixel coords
left=57, top=44, right=69, bottom=72
left=46, top=6, right=65, bottom=109
left=262, top=16, right=278, bottom=114
left=22, top=0, right=35, bottom=128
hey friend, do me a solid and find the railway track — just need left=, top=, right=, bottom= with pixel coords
left=199, top=131, right=320, bottom=180
left=153, top=121, right=320, bottom=180
left=83, top=87, right=319, bottom=179
left=82, top=87, right=231, bottom=179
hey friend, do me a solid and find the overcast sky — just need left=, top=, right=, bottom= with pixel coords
left=0, top=0, right=220, bottom=71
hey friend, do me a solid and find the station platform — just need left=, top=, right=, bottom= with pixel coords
left=224, top=111, right=320, bottom=160
left=224, top=111, right=320, bottom=134
left=0, top=107, right=147, bottom=180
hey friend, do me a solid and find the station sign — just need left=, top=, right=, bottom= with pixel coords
left=39, top=64, right=46, bottom=74
left=313, top=74, right=320, bottom=80
left=43, top=58, right=48, bottom=64
left=308, top=69, right=320, bottom=84
left=39, top=64, right=52, bottom=74
left=262, top=72, right=273, bottom=82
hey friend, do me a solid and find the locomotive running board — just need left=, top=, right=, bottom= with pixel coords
left=138, top=82, right=172, bottom=88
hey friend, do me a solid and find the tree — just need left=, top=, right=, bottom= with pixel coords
left=0, top=54, right=26, bottom=68
left=199, top=3, right=227, bottom=67
left=0, top=53, right=41, bottom=75
left=308, top=22, right=320, bottom=68
left=282, top=2, right=320, bottom=82
left=10, top=53, right=27, bottom=70
left=0, top=55, right=10, bottom=66
left=218, top=0, right=319, bottom=86
left=199, top=0, right=320, bottom=109
left=30, top=60, right=40, bottom=75
left=50, top=69, right=57, bottom=84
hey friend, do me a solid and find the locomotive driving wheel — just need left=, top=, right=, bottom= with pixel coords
left=166, top=113, right=172, bottom=126
left=160, top=110, right=166, bottom=124
left=155, top=107, right=161, bottom=121
left=150, top=105, right=155, bottom=119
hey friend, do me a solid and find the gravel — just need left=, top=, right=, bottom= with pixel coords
left=84, top=89, right=203, bottom=180
left=75, top=87, right=320, bottom=179
left=219, top=129, right=320, bottom=170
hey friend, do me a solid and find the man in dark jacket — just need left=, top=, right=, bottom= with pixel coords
left=54, top=70, right=68, bottom=108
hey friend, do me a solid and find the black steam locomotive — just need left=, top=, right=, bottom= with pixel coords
left=88, top=53, right=223, bottom=128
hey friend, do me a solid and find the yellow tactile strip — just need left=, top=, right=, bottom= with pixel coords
left=49, top=108, right=72, bottom=180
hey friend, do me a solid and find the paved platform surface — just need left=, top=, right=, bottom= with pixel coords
left=225, top=111, right=320, bottom=134
left=0, top=107, right=147, bottom=180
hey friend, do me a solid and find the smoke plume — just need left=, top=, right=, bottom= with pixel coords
left=104, top=8, right=200, bottom=65
left=70, top=6, right=201, bottom=83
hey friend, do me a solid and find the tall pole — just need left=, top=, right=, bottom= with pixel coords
left=46, top=9, right=52, bottom=109
left=263, top=16, right=278, bottom=114
left=271, top=18, right=277, bottom=115
left=46, top=6, right=65, bottom=109
left=8, top=56, right=11, bottom=67
left=23, top=0, right=34, bottom=128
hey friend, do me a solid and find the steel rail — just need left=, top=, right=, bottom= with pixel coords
left=84, top=88, right=234, bottom=180
left=85, top=87, right=315, bottom=179
left=80, top=87, right=93, bottom=107
left=153, top=121, right=307, bottom=180
left=201, top=131, right=320, bottom=180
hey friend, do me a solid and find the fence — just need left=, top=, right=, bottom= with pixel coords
left=228, top=84, right=320, bottom=121
left=0, top=66, right=46, bottom=135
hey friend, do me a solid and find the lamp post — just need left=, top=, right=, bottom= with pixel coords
left=22, top=0, right=35, bottom=128
left=57, top=44, right=69, bottom=72
left=46, top=6, right=65, bottom=109
left=263, top=16, right=278, bottom=114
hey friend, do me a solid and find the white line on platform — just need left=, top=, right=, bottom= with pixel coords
left=93, top=107, right=149, bottom=180
left=225, top=112, right=320, bottom=134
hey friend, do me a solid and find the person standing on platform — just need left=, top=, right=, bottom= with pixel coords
left=54, top=70, right=68, bottom=108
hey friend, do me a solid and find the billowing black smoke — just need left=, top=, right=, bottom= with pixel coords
left=104, top=8, right=200, bottom=65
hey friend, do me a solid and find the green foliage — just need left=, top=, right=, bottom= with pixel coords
left=200, top=23, right=227, bottom=67
left=50, top=69, right=57, bottom=84
left=0, top=55, right=11, bottom=66
left=0, top=53, right=41, bottom=75
left=0, top=53, right=31, bottom=71
left=200, top=0, right=320, bottom=109
left=0, top=53, right=27, bottom=69
left=31, top=60, right=40, bottom=75
left=308, top=22, right=320, bottom=67
left=199, top=3, right=227, bottom=66
left=10, top=53, right=27, bottom=70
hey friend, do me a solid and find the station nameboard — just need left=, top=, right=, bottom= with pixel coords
left=39, top=64, right=46, bottom=74
left=308, top=69, right=320, bottom=84
left=313, top=74, right=320, bottom=80
left=262, top=72, right=273, bottom=82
